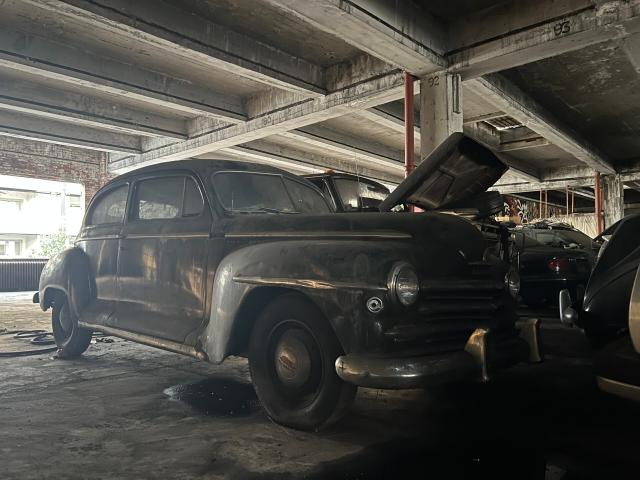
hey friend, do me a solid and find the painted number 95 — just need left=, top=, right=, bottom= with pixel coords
left=554, top=20, right=571, bottom=36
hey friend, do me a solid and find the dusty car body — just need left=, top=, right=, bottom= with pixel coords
left=36, top=135, right=540, bottom=430
left=512, top=223, right=597, bottom=308
left=559, top=214, right=640, bottom=400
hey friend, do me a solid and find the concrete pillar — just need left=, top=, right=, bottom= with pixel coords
left=419, top=73, right=463, bottom=160
left=603, top=174, right=624, bottom=228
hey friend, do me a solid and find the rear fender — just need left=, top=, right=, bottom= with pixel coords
left=39, top=247, right=93, bottom=318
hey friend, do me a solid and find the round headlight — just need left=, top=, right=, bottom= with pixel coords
left=389, top=263, right=420, bottom=306
left=505, top=268, right=521, bottom=299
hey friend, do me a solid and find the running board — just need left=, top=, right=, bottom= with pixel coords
left=79, top=322, right=208, bottom=361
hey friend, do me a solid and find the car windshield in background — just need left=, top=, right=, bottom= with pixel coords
left=212, top=171, right=330, bottom=214
left=522, top=229, right=593, bottom=249
left=334, top=178, right=390, bottom=211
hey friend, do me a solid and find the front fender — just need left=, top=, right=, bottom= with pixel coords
left=39, top=247, right=93, bottom=318
left=200, top=240, right=409, bottom=363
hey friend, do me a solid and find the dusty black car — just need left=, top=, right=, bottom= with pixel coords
left=512, top=223, right=598, bottom=308
left=559, top=215, right=640, bottom=400
left=35, top=137, right=539, bottom=430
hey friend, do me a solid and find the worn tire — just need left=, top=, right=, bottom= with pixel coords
left=248, top=293, right=356, bottom=431
left=52, top=298, right=92, bottom=359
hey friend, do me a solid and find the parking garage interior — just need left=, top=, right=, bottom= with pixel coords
left=2, top=1, right=640, bottom=478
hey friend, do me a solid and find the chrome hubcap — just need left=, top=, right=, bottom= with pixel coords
left=274, top=329, right=312, bottom=389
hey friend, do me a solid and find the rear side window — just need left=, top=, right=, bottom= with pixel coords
left=283, top=178, right=330, bottom=213
left=88, top=185, right=128, bottom=225
left=132, top=176, right=204, bottom=221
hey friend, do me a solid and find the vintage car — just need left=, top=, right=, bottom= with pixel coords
left=559, top=214, right=640, bottom=400
left=35, top=134, right=540, bottom=430
left=512, top=222, right=598, bottom=308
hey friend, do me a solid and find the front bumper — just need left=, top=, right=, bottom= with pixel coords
left=335, top=319, right=541, bottom=389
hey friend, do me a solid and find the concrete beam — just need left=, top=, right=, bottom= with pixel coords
left=0, top=30, right=246, bottom=121
left=262, top=0, right=445, bottom=74
left=491, top=179, right=596, bottom=195
left=465, top=74, right=616, bottom=174
left=279, top=125, right=404, bottom=171
left=112, top=71, right=406, bottom=170
left=0, top=110, right=141, bottom=153
left=498, top=137, right=550, bottom=152
left=448, top=0, right=640, bottom=78
left=354, top=104, right=420, bottom=137
left=0, top=76, right=187, bottom=139
left=463, top=112, right=504, bottom=124
left=221, top=140, right=403, bottom=184
left=26, top=0, right=324, bottom=95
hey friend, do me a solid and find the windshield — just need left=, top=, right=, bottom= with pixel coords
left=521, top=229, right=593, bottom=249
left=212, top=171, right=330, bottom=214
left=334, top=177, right=390, bottom=211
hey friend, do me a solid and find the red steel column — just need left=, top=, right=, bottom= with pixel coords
left=595, top=172, right=603, bottom=235
left=404, top=71, right=415, bottom=178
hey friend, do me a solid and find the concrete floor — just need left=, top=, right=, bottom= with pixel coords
left=1, top=293, right=639, bottom=479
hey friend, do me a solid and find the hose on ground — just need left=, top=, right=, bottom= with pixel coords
left=0, top=329, right=58, bottom=357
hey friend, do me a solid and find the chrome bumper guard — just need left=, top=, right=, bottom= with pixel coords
left=335, top=319, right=542, bottom=389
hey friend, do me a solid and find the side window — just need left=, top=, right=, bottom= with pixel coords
left=183, top=177, right=204, bottom=217
left=88, top=185, right=128, bottom=225
left=132, top=176, right=204, bottom=221
left=320, top=180, right=337, bottom=210
left=283, top=178, right=330, bottom=213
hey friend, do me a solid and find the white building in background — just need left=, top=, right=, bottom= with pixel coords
left=0, top=175, right=85, bottom=258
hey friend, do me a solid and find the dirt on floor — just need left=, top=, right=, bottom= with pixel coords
left=0, top=292, right=50, bottom=331
left=1, top=294, right=639, bottom=479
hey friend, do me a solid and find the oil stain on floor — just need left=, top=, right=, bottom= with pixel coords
left=164, top=377, right=261, bottom=417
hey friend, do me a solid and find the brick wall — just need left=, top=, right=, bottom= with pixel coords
left=0, top=137, right=111, bottom=208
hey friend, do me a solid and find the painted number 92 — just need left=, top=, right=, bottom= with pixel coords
left=427, top=76, right=439, bottom=87
left=554, top=20, right=570, bottom=36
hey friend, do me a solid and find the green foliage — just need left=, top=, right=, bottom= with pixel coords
left=39, top=229, right=70, bottom=258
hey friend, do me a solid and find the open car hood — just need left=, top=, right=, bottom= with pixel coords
left=379, top=133, right=507, bottom=212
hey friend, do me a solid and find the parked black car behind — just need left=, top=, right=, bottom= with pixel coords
left=512, top=222, right=598, bottom=308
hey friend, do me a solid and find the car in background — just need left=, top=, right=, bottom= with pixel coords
left=35, top=133, right=540, bottom=430
left=559, top=214, right=640, bottom=400
left=304, top=172, right=390, bottom=213
left=511, top=222, right=599, bottom=308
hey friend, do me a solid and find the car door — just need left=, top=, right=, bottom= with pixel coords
left=115, top=172, right=210, bottom=342
left=75, top=182, right=129, bottom=323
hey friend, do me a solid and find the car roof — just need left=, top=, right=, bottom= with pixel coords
left=102, top=158, right=309, bottom=190
left=305, top=172, right=390, bottom=188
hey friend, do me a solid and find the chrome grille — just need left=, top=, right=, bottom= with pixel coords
left=384, top=263, right=506, bottom=351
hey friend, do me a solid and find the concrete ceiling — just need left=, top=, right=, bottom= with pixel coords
left=0, top=0, right=639, bottom=193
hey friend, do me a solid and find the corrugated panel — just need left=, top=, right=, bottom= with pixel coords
left=0, top=259, right=48, bottom=292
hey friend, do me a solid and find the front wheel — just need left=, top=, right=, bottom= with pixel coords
left=248, top=293, right=356, bottom=430
left=52, top=297, right=92, bottom=359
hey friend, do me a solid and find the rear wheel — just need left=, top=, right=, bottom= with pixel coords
left=52, top=297, right=92, bottom=359
left=248, top=293, right=356, bottom=430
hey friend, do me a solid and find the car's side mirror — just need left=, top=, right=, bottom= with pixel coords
left=559, top=289, right=578, bottom=327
